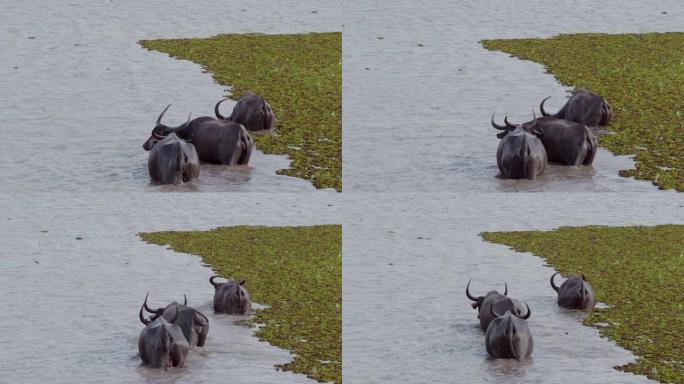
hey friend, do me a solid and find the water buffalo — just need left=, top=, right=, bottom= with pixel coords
left=550, top=272, right=596, bottom=309
left=492, top=113, right=547, bottom=179
left=466, top=280, right=526, bottom=331
left=142, top=294, right=209, bottom=347
left=540, top=89, right=613, bottom=127
left=138, top=296, right=189, bottom=369
left=144, top=104, right=253, bottom=165
left=485, top=304, right=533, bottom=361
left=504, top=116, right=598, bottom=166
left=215, top=92, right=276, bottom=132
left=147, top=132, right=200, bottom=185
left=210, top=276, right=252, bottom=315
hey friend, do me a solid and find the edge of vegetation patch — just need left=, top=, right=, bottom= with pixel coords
left=140, top=32, right=342, bottom=191
left=139, top=225, right=342, bottom=383
left=481, top=225, right=684, bottom=383
left=482, top=32, right=684, bottom=191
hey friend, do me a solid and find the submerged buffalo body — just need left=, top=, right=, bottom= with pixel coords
left=147, top=133, right=200, bottom=184
left=144, top=105, right=253, bottom=165
left=540, top=89, right=613, bottom=127
left=485, top=304, right=533, bottom=361
left=138, top=299, right=189, bottom=369
left=215, top=92, right=276, bottom=132
left=142, top=294, right=209, bottom=347
left=466, top=280, right=525, bottom=331
left=551, top=272, right=596, bottom=309
left=521, top=116, right=598, bottom=166
left=210, top=276, right=252, bottom=314
left=492, top=114, right=547, bottom=179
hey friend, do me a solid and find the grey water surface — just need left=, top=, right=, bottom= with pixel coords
left=0, top=0, right=342, bottom=193
left=343, top=0, right=684, bottom=192
left=0, top=0, right=340, bottom=383
left=0, top=192, right=340, bottom=384
left=342, top=192, right=684, bottom=383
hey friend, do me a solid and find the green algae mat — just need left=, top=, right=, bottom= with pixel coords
left=482, top=225, right=684, bottom=383
left=139, top=225, right=342, bottom=383
left=482, top=33, right=684, bottom=191
left=140, top=33, right=342, bottom=191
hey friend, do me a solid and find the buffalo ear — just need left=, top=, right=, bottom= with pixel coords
left=532, top=128, right=543, bottom=138
left=239, top=279, right=246, bottom=285
left=496, top=131, right=508, bottom=139
left=471, top=302, right=479, bottom=309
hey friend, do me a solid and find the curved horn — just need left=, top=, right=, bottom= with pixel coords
left=165, top=113, right=192, bottom=133
left=531, top=110, right=537, bottom=126
left=156, top=104, right=172, bottom=125
left=503, top=282, right=508, bottom=296
left=168, top=304, right=179, bottom=323
left=215, top=98, right=230, bottom=120
left=183, top=294, right=187, bottom=306
left=466, top=279, right=479, bottom=301
left=210, top=275, right=220, bottom=287
left=491, top=113, right=507, bottom=130
left=503, top=116, right=515, bottom=128
left=195, top=308, right=209, bottom=324
left=143, top=292, right=156, bottom=314
left=550, top=272, right=560, bottom=293
left=520, top=303, right=531, bottom=320
left=490, top=303, right=503, bottom=318
left=139, top=304, right=150, bottom=325
left=539, top=96, right=552, bottom=117
left=139, top=293, right=151, bottom=325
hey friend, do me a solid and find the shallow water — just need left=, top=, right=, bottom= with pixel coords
left=341, top=192, right=684, bottom=383
left=343, top=0, right=684, bottom=192
left=0, top=0, right=342, bottom=193
left=3, top=1, right=684, bottom=383
left=0, top=192, right=340, bottom=384
left=0, top=0, right=341, bottom=382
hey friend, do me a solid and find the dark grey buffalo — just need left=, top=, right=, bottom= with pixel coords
left=210, top=276, right=252, bottom=315
left=144, top=104, right=253, bottom=165
left=492, top=113, right=547, bottom=179
left=504, top=116, right=598, bottom=166
left=147, top=132, right=200, bottom=185
left=550, top=272, right=596, bottom=309
left=485, top=304, right=533, bottom=361
left=215, top=92, right=276, bottom=132
left=466, top=280, right=526, bottom=331
left=142, top=294, right=209, bottom=347
left=138, top=296, right=189, bottom=369
left=540, top=89, right=613, bottom=127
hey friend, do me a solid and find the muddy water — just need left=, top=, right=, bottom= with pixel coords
left=0, top=0, right=342, bottom=193
left=342, top=192, right=684, bottom=383
left=343, top=0, right=684, bottom=192
left=0, top=192, right=340, bottom=384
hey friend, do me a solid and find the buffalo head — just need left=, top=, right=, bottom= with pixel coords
left=210, top=275, right=252, bottom=315
left=467, top=280, right=526, bottom=331
left=540, top=89, right=613, bottom=127
left=550, top=272, right=596, bottom=309
left=491, top=112, right=543, bottom=139
left=143, top=104, right=191, bottom=151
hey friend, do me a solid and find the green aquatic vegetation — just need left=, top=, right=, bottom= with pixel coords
left=481, top=225, right=684, bottom=383
left=140, top=33, right=342, bottom=191
left=139, top=225, right=342, bottom=383
left=482, top=33, right=684, bottom=191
